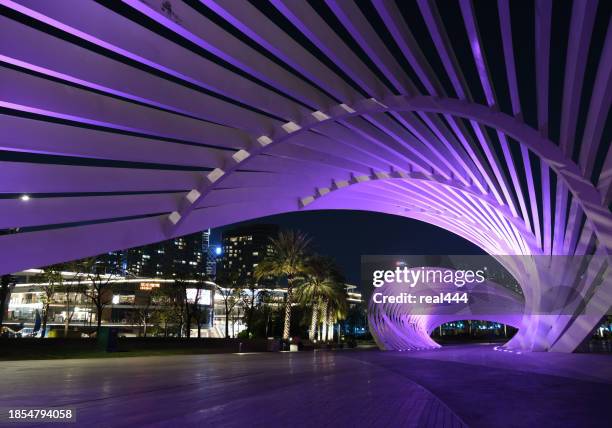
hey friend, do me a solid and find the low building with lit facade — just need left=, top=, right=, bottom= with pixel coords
left=5, top=270, right=215, bottom=337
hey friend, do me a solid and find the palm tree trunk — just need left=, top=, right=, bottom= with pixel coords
left=224, top=301, right=230, bottom=338
left=309, top=300, right=319, bottom=341
left=282, top=285, right=293, bottom=340
left=321, top=298, right=329, bottom=342
left=325, top=312, right=332, bottom=342
left=63, top=293, right=71, bottom=337
left=246, top=288, right=255, bottom=337
left=96, top=305, right=103, bottom=336
left=41, top=304, right=49, bottom=338
left=185, top=312, right=191, bottom=338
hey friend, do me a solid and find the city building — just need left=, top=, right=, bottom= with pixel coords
left=5, top=270, right=216, bottom=337
left=216, top=224, right=279, bottom=285
left=202, top=229, right=217, bottom=278
left=106, top=232, right=204, bottom=278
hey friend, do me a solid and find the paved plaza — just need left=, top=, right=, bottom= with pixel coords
left=1, top=346, right=611, bottom=427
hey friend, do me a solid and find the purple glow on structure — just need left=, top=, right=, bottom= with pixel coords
left=367, top=268, right=524, bottom=351
left=0, top=0, right=609, bottom=354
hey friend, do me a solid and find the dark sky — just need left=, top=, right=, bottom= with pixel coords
left=211, top=210, right=484, bottom=285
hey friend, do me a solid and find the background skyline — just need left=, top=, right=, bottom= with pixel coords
left=211, top=210, right=484, bottom=285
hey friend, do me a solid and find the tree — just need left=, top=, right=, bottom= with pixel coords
left=255, top=230, right=311, bottom=340
left=322, top=282, right=348, bottom=342
left=294, top=255, right=342, bottom=341
left=173, top=276, right=190, bottom=338
left=79, top=257, right=117, bottom=337
left=189, top=273, right=210, bottom=338
left=215, top=281, right=242, bottom=338
left=35, top=266, right=63, bottom=338
left=132, top=293, right=154, bottom=337
left=242, top=278, right=263, bottom=338
left=151, top=286, right=183, bottom=337
left=59, top=262, right=87, bottom=337
left=257, top=290, right=278, bottom=338
left=0, top=274, right=15, bottom=330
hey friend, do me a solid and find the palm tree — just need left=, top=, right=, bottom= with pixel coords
left=255, top=230, right=311, bottom=340
left=295, top=255, right=341, bottom=341
left=323, top=285, right=348, bottom=342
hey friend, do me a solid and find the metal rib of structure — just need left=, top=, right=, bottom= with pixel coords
left=0, top=1, right=610, bottom=352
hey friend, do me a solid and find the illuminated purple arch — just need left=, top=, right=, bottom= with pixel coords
left=0, top=0, right=610, bottom=352
left=368, top=268, right=524, bottom=351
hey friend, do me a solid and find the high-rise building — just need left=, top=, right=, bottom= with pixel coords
left=217, top=224, right=279, bottom=285
left=202, top=229, right=217, bottom=278
left=105, top=232, right=204, bottom=278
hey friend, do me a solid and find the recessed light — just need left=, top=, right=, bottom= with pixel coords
left=20, top=195, right=30, bottom=201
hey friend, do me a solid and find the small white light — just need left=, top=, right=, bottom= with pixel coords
left=232, top=149, right=250, bottom=163
left=20, top=194, right=30, bottom=201
left=281, top=121, right=301, bottom=133
left=370, top=97, right=388, bottom=108
left=186, top=189, right=201, bottom=204
left=299, top=196, right=315, bottom=207
left=112, top=295, right=120, bottom=305
left=168, top=211, right=181, bottom=225
left=333, top=180, right=349, bottom=189
left=257, top=135, right=273, bottom=146
left=339, top=103, right=355, bottom=113
left=317, top=187, right=330, bottom=196
left=311, top=110, right=330, bottom=121
left=207, top=168, right=225, bottom=183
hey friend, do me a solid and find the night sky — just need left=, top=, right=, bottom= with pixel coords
left=211, top=210, right=484, bottom=285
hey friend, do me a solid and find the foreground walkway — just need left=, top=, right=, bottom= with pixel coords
left=1, top=346, right=610, bottom=427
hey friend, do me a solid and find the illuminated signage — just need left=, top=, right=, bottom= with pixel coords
left=139, top=283, right=160, bottom=291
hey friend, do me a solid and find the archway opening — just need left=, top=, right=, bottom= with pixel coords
left=431, top=320, right=518, bottom=346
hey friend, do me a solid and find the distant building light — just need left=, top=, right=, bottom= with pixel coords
left=140, top=283, right=160, bottom=291
left=112, top=295, right=120, bottom=305
left=215, top=246, right=222, bottom=255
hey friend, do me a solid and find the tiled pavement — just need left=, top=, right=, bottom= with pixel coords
left=1, top=346, right=610, bottom=427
